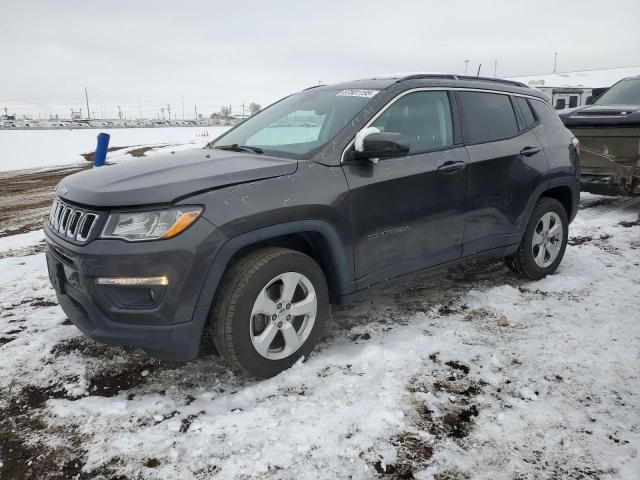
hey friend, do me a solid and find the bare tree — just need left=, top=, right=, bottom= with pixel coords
left=220, top=105, right=232, bottom=116
left=248, top=102, right=262, bottom=116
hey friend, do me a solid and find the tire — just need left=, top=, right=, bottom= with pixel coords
left=210, top=247, right=329, bottom=378
left=512, top=197, right=569, bottom=280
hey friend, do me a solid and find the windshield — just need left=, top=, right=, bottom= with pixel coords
left=594, top=78, right=640, bottom=106
left=209, top=88, right=379, bottom=158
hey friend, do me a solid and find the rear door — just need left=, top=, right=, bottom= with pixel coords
left=457, top=91, right=548, bottom=255
left=343, top=90, right=468, bottom=287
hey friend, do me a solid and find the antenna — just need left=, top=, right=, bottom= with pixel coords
left=476, top=63, right=482, bottom=77
left=84, top=87, right=91, bottom=120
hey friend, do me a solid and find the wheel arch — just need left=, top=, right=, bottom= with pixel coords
left=512, top=178, right=577, bottom=245
left=196, top=221, right=353, bottom=316
left=541, top=183, right=577, bottom=222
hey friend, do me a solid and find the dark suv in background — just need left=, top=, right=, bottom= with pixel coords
left=45, top=74, right=580, bottom=378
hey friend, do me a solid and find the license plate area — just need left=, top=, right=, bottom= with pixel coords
left=47, top=250, right=80, bottom=294
left=47, top=257, right=66, bottom=294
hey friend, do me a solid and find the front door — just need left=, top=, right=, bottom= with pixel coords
left=342, top=90, right=468, bottom=288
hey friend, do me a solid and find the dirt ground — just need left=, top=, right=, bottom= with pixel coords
left=0, top=165, right=89, bottom=237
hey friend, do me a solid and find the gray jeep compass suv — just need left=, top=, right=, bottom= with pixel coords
left=45, top=74, right=580, bottom=378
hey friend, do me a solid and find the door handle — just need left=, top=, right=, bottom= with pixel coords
left=437, top=160, right=466, bottom=174
left=520, top=146, right=541, bottom=157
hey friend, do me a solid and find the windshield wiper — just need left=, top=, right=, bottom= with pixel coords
left=214, top=144, right=263, bottom=154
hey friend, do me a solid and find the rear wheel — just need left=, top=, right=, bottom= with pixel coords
left=210, top=247, right=328, bottom=378
left=511, top=197, right=568, bottom=280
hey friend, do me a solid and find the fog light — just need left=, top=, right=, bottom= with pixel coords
left=96, top=276, right=169, bottom=286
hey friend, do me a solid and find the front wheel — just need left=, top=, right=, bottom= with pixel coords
left=210, top=247, right=328, bottom=378
left=511, top=197, right=569, bottom=280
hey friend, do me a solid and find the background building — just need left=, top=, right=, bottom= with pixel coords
left=508, top=66, right=640, bottom=109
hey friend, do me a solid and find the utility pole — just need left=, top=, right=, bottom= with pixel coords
left=161, top=107, right=165, bottom=120
left=181, top=96, right=185, bottom=120
left=241, top=102, right=245, bottom=117
left=117, top=105, right=122, bottom=120
left=138, top=101, right=142, bottom=120
left=494, top=59, right=498, bottom=78
left=167, top=104, right=171, bottom=121
left=84, top=87, right=91, bottom=120
left=464, top=59, right=470, bottom=75
left=3, top=107, right=7, bottom=117
left=194, top=105, right=198, bottom=121
left=553, top=52, right=558, bottom=73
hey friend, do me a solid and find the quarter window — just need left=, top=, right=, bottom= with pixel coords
left=515, top=96, right=536, bottom=130
left=458, top=92, right=519, bottom=143
left=371, top=91, right=453, bottom=154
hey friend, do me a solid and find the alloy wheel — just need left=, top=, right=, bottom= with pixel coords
left=532, top=211, right=563, bottom=268
left=249, top=272, right=317, bottom=360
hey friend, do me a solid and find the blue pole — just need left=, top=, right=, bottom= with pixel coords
left=94, top=132, right=110, bottom=167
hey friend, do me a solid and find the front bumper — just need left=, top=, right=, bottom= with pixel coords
left=44, top=217, right=227, bottom=360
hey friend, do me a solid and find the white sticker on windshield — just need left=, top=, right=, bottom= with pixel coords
left=336, top=89, right=379, bottom=98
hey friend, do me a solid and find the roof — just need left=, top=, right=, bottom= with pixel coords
left=508, top=66, right=640, bottom=89
left=315, top=73, right=544, bottom=99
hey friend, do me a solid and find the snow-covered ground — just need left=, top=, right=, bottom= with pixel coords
left=0, top=193, right=639, bottom=479
left=0, top=126, right=230, bottom=172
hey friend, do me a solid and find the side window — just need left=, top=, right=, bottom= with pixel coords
left=515, top=96, right=536, bottom=130
left=458, top=92, right=519, bottom=144
left=529, top=99, right=566, bottom=129
left=371, top=91, right=453, bottom=154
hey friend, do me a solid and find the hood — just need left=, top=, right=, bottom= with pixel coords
left=559, top=104, right=640, bottom=127
left=57, top=148, right=298, bottom=207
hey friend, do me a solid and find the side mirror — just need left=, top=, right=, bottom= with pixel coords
left=585, top=96, right=594, bottom=105
left=349, top=128, right=410, bottom=163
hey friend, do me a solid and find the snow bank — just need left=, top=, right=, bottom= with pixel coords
left=0, top=126, right=230, bottom=172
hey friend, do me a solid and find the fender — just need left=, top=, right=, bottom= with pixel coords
left=508, top=176, right=578, bottom=246
left=547, top=176, right=579, bottom=222
left=193, top=219, right=353, bottom=314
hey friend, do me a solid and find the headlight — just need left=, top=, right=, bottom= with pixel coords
left=101, top=206, right=202, bottom=241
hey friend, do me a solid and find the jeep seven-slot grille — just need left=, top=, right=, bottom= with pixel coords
left=48, top=198, right=99, bottom=243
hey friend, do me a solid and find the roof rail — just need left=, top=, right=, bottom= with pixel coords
left=303, top=84, right=326, bottom=91
left=395, top=74, right=528, bottom=88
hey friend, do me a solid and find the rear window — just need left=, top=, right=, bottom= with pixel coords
left=458, top=92, right=519, bottom=144
left=515, top=96, right=536, bottom=129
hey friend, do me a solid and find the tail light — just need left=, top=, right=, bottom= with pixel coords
left=571, top=136, right=580, bottom=156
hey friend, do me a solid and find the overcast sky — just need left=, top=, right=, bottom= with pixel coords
left=2, top=0, right=639, bottom=118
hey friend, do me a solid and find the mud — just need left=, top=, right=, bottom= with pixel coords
left=0, top=165, right=89, bottom=237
